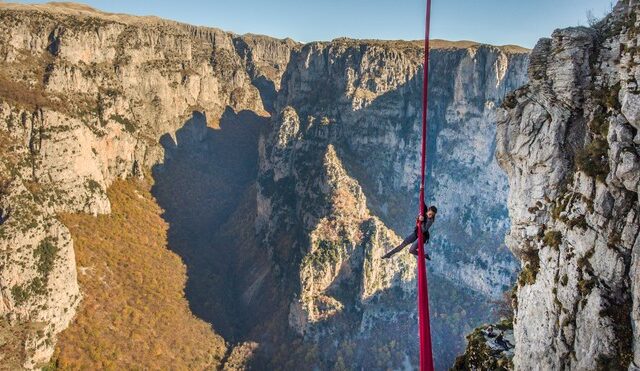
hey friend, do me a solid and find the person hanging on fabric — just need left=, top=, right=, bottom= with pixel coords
left=382, top=205, right=437, bottom=260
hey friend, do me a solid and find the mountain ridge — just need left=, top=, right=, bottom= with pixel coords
left=0, top=1, right=529, bottom=53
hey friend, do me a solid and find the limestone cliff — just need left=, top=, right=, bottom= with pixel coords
left=271, top=38, right=528, bottom=298
left=257, top=39, right=529, bottom=369
left=0, top=3, right=290, bottom=367
left=495, top=0, right=640, bottom=369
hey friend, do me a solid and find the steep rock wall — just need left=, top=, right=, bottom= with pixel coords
left=271, top=39, right=529, bottom=297
left=496, top=1, right=640, bottom=369
left=257, top=40, right=529, bottom=369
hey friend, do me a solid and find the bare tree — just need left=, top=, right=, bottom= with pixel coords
left=587, top=9, right=601, bottom=28
left=587, top=1, right=617, bottom=28
left=489, top=290, right=515, bottom=321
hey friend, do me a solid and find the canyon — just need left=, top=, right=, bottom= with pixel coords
left=3, top=1, right=636, bottom=370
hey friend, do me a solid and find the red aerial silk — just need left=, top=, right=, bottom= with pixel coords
left=417, top=0, right=434, bottom=370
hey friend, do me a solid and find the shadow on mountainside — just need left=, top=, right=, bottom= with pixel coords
left=151, top=108, right=276, bottom=342
left=262, top=46, right=518, bottom=368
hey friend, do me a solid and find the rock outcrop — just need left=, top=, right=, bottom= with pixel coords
left=496, top=0, right=639, bottom=369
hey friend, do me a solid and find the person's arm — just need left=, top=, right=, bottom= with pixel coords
left=423, top=218, right=434, bottom=231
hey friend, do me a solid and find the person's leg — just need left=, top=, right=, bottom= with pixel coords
left=382, top=245, right=404, bottom=258
left=409, top=240, right=431, bottom=260
left=403, top=229, right=418, bottom=245
left=409, top=241, right=419, bottom=255
left=382, top=229, right=417, bottom=259
left=424, top=237, right=431, bottom=259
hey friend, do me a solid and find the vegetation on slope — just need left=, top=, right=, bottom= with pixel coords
left=0, top=320, right=35, bottom=370
left=452, top=318, right=514, bottom=371
left=54, top=179, right=227, bottom=370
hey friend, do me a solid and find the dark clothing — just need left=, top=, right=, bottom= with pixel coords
left=383, top=217, right=434, bottom=259
left=419, top=217, right=435, bottom=236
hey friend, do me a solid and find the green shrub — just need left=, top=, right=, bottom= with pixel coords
left=502, top=93, right=518, bottom=109
left=518, top=250, right=540, bottom=286
left=582, top=196, right=595, bottom=213
left=567, top=215, right=588, bottom=230
left=452, top=325, right=513, bottom=371
left=496, top=317, right=513, bottom=331
left=605, top=82, right=622, bottom=111
left=575, top=138, right=609, bottom=182
left=608, top=232, right=622, bottom=248
left=589, top=111, right=609, bottom=137
left=305, top=240, right=342, bottom=267
left=85, top=179, right=102, bottom=194
left=34, top=238, right=58, bottom=276
left=577, top=277, right=595, bottom=297
left=551, top=191, right=575, bottom=220
left=543, top=230, right=562, bottom=250
left=10, top=239, right=59, bottom=305
left=597, top=299, right=634, bottom=369
left=10, top=285, right=30, bottom=305
left=101, top=88, right=119, bottom=98
left=577, top=248, right=595, bottom=270
left=110, top=114, right=137, bottom=133
left=0, top=176, right=10, bottom=196
left=38, top=358, right=59, bottom=371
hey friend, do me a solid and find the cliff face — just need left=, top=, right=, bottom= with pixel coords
left=257, top=40, right=528, bottom=369
left=0, top=2, right=529, bottom=369
left=270, top=40, right=528, bottom=298
left=496, top=0, right=640, bottom=369
left=0, top=3, right=283, bottom=367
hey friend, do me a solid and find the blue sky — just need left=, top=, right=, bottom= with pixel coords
left=15, top=0, right=614, bottom=48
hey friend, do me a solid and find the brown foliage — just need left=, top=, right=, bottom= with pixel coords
left=55, top=180, right=227, bottom=370
left=0, top=72, right=52, bottom=110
